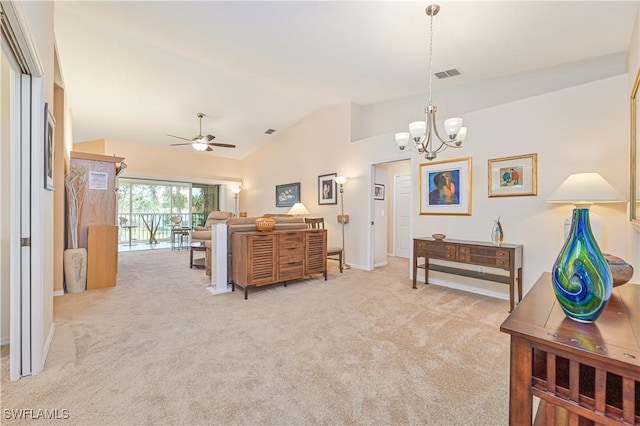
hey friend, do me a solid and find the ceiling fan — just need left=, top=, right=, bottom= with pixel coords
left=167, top=113, right=236, bottom=152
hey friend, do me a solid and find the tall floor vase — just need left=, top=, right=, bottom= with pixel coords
left=64, top=248, right=87, bottom=293
left=551, top=208, right=612, bottom=323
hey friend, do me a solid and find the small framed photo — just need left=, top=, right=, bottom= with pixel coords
left=318, top=173, right=337, bottom=205
left=420, top=157, right=472, bottom=215
left=44, top=103, right=55, bottom=191
left=374, top=183, right=385, bottom=200
left=275, top=182, right=300, bottom=207
left=488, top=153, right=537, bottom=197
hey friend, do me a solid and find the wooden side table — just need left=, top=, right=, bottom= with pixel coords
left=500, top=272, right=639, bottom=425
left=413, top=237, right=523, bottom=311
left=190, top=242, right=206, bottom=269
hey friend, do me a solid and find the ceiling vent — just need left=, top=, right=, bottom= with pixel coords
left=265, top=129, right=276, bottom=134
left=435, top=69, right=461, bottom=79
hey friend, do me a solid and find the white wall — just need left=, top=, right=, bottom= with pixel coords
left=17, top=0, right=56, bottom=373
left=241, top=75, right=636, bottom=298
left=373, top=166, right=387, bottom=266
left=628, top=6, right=640, bottom=282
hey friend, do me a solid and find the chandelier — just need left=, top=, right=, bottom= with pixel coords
left=395, top=4, right=467, bottom=161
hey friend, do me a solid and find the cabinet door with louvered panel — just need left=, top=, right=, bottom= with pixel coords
left=232, top=233, right=277, bottom=286
left=305, top=229, right=327, bottom=275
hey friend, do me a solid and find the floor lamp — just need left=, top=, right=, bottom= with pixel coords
left=334, top=176, right=351, bottom=270
left=231, top=187, right=241, bottom=217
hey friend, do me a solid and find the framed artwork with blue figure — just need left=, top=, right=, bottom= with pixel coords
left=488, top=153, right=537, bottom=197
left=420, top=157, right=471, bottom=215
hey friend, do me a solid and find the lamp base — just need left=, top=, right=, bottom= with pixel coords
left=552, top=208, right=612, bottom=323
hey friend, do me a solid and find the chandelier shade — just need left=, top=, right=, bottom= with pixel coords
left=394, top=4, right=467, bottom=161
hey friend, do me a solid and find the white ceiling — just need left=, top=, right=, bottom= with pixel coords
left=54, top=1, right=638, bottom=160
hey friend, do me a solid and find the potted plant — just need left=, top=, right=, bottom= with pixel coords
left=64, top=166, right=88, bottom=293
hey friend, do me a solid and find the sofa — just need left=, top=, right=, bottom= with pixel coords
left=191, top=211, right=234, bottom=244
left=204, top=216, right=307, bottom=280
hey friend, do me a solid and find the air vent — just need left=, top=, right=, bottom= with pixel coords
left=435, top=69, right=461, bottom=79
left=265, top=129, right=276, bottom=134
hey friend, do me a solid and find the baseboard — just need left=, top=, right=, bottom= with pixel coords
left=42, top=323, right=55, bottom=369
left=374, top=261, right=388, bottom=268
left=0, top=336, right=9, bottom=346
left=53, top=290, right=64, bottom=297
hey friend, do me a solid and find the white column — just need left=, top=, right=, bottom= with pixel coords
left=207, top=223, right=231, bottom=295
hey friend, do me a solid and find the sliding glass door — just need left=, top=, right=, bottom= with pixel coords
left=117, top=179, right=219, bottom=245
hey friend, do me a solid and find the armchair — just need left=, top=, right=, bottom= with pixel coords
left=191, top=211, right=234, bottom=244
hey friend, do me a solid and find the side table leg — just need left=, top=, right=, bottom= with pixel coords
left=190, top=247, right=193, bottom=269
left=509, top=336, right=533, bottom=425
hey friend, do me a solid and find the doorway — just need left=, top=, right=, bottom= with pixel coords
left=369, top=159, right=411, bottom=270
left=1, top=1, right=47, bottom=380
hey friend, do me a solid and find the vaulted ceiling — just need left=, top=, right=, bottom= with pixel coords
left=54, top=1, right=638, bottom=160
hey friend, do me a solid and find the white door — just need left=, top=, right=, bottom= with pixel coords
left=2, top=1, right=34, bottom=380
left=394, top=174, right=411, bottom=258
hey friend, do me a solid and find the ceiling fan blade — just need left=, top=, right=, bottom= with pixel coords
left=170, top=143, right=194, bottom=146
left=204, top=134, right=216, bottom=142
left=166, top=134, right=192, bottom=142
left=206, top=146, right=213, bottom=152
left=208, top=142, right=236, bottom=148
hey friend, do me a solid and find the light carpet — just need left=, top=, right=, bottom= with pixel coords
left=1, top=249, right=512, bottom=425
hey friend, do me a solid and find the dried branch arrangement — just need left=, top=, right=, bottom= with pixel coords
left=65, top=166, right=87, bottom=249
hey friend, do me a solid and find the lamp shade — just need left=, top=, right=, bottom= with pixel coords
left=287, top=202, right=310, bottom=216
left=231, top=187, right=242, bottom=194
left=334, top=176, right=348, bottom=185
left=546, top=173, right=625, bottom=206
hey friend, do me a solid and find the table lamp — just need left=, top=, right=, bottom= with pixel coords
left=288, top=202, right=310, bottom=217
left=546, top=172, right=626, bottom=322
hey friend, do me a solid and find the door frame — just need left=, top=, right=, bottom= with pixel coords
left=2, top=0, right=46, bottom=380
left=366, top=156, right=412, bottom=271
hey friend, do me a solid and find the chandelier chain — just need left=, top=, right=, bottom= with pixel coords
left=428, top=6, right=434, bottom=107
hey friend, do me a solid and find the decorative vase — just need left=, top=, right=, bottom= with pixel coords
left=63, top=248, right=87, bottom=293
left=255, top=217, right=276, bottom=232
left=552, top=208, right=612, bottom=323
left=490, top=217, right=504, bottom=246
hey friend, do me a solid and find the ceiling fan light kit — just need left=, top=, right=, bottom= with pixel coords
left=168, top=112, right=236, bottom=152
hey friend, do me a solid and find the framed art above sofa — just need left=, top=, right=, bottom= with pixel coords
left=318, top=173, right=337, bottom=205
left=276, top=182, right=300, bottom=207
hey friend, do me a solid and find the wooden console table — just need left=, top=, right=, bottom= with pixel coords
left=500, top=272, right=639, bottom=425
left=231, top=229, right=327, bottom=299
left=413, top=237, right=523, bottom=311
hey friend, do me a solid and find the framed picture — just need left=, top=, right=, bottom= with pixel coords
left=488, top=153, right=537, bottom=197
left=420, top=157, right=471, bottom=215
left=318, top=173, right=337, bottom=205
left=44, top=103, right=55, bottom=191
left=275, top=182, right=300, bottom=207
left=374, top=183, right=385, bottom=200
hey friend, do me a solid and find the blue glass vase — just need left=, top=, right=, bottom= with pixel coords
left=552, top=208, right=612, bottom=323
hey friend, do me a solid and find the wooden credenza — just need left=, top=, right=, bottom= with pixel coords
left=500, top=272, right=639, bottom=425
left=231, top=229, right=327, bottom=299
left=413, top=237, right=523, bottom=311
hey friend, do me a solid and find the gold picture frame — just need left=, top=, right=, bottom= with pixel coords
left=419, top=157, right=472, bottom=215
left=630, top=68, right=640, bottom=229
left=488, top=153, right=537, bottom=197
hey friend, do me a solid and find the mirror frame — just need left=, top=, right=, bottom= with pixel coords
left=631, top=68, right=640, bottom=230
